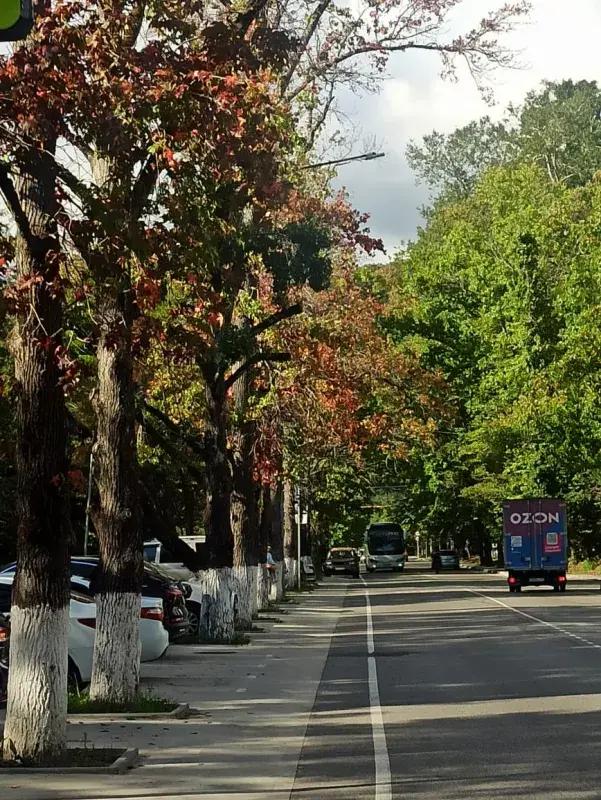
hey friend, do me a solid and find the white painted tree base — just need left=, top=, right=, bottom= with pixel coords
left=3, top=604, right=69, bottom=760
left=89, top=592, right=140, bottom=703
left=193, top=568, right=236, bottom=641
left=255, top=565, right=270, bottom=611
left=270, top=562, right=285, bottom=602
left=284, top=557, right=298, bottom=590
left=233, top=566, right=254, bottom=631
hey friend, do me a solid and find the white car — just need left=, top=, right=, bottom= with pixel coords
left=0, top=575, right=168, bottom=686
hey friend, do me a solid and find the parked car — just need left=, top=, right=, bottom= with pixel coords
left=0, top=612, right=9, bottom=706
left=70, top=557, right=190, bottom=641
left=0, top=574, right=168, bottom=686
left=323, top=548, right=360, bottom=578
left=432, top=549, right=460, bottom=572
left=0, top=575, right=96, bottom=686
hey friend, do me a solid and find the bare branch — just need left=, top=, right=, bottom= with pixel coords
left=248, top=302, right=302, bottom=338
left=224, top=351, right=291, bottom=391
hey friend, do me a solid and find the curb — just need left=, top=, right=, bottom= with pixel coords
left=68, top=702, right=190, bottom=722
left=0, top=747, right=138, bottom=775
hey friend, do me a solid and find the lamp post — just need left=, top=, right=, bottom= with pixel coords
left=296, top=486, right=302, bottom=590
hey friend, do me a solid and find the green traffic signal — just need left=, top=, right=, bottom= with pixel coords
left=0, top=0, right=34, bottom=41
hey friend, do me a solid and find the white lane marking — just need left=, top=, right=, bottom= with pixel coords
left=361, top=576, right=392, bottom=800
left=468, top=588, right=601, bottom=649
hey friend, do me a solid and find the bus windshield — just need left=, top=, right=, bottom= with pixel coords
left=367, top=528, right=404, bottom=555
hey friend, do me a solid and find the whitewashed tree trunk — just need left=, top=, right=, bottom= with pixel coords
left=89, top=593, right=140, bottom=703
left=3, top=606, right=69, bottom=760
left=285, top=557, right=298, bottom=590
left=256, top=565, right=270, bottom=611
left=233, top=566, right=254, bottom=631
left=249, top=565, right=260, bottom=616
left=196, top=568, right=236, bottom=641
left=270, top=562, right=285, bottom=602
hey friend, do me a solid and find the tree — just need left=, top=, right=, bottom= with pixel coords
left=277, top=0, right=530, bottom=146
left=0, top=60, right=70, bottom=762
left=407, top=79, right=601, bottom=204
left=387, top=162, right=601, bottom=558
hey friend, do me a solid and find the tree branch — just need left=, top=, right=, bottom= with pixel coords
left=224, top=351, right=291, bottom=391
left=249, top=302, right=302, bottom=338
left=142, top=400, right=207, bottom=461
left=0, top=165, right=36, bottom=253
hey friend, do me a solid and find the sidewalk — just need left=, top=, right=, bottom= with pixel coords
left=0, top=582, right=346, bottom=800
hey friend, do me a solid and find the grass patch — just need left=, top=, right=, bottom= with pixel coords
left=68, top=692, right=176, bottom=715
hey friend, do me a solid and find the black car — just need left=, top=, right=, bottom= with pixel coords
left=431, top=549, right=460, bottom=572
left=71, top=558, right=189, bottom=641
left=323, top=548, right=360, bottom=578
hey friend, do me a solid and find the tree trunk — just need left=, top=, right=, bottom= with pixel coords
left=231, top=370, right=259, bottom=630
left=203, top=372, right=233, bottom=568
left=269, top=484, right=285, bottom=601
left=89, top=295, right=142, bottom=703
left=198, top=370, right=235, bottom=639
left=3, top=144, right=71, bottom=762
left=283, top=480, right=297, bottom=589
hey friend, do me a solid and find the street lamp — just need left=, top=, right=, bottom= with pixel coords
left=302, top=151, right=385, bottom=170
left=0, top=0, right=34, bottom=41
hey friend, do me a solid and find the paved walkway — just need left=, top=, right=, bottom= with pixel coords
left=0, top=583, right=345, bottom=800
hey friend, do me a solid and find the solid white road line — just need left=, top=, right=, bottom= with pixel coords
left=361, top=576, right=392, bottom=800
left=468, top=588, right=601, bottom=649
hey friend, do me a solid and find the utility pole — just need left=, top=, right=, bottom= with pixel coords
left=296, top=486, right=302, bottom=590
left=83, top=451, right=94, bottom=556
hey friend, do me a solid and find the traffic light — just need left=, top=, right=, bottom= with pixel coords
left=0, top=0, right=34, bottom=42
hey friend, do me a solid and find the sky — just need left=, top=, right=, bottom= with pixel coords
left=332, top=0, right=601, bottom=260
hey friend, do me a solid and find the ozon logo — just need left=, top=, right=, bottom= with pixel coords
left=510, top=511, right=561, bottom=525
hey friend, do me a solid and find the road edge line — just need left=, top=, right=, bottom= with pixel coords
left=467, top=588, right=601, bottom=649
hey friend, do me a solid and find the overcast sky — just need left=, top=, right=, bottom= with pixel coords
left=332, top=0, right=601, bottom=260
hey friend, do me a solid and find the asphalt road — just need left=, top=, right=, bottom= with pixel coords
left=292, top=563, right=601, bottom=800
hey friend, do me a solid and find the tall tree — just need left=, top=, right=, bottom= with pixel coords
left=0, top=67, right=70, bottom=761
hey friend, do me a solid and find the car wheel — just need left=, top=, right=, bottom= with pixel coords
left=186, top=601, right=201, bottom=635
left=560, top=583, right=567, bottom=593
left=515, top=585, right=522, bottom=593
left=68, top=657, right=83, bottom=692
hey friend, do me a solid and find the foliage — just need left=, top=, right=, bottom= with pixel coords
left=408, top=79, right=601, bottom=203
left=387, top=162, right=601, bottom=557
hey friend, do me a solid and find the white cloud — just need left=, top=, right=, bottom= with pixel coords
left=333, top=0, right=601, bottom=256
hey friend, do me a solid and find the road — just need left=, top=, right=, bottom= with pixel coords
left=292, top=563, right=601, bottom=799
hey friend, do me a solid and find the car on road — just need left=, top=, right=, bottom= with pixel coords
left=431, top=549, right=460, bottom=572
left=323, top=548, right=360, bottom=578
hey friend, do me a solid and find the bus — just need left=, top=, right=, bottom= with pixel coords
left=363, top=523, right=406, bottom=572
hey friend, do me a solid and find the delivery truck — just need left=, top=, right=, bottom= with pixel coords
left=503, top=498, right=568, bottom=593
